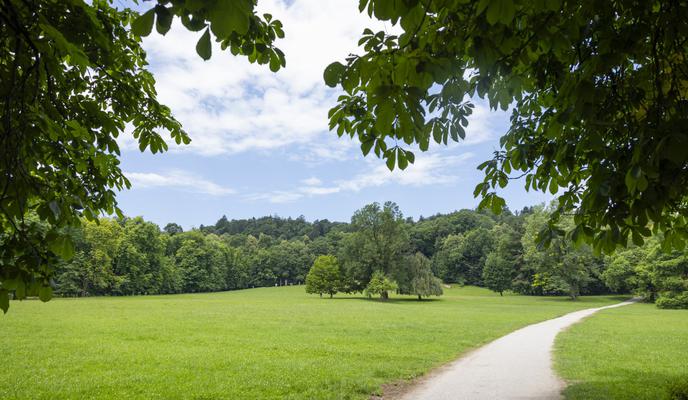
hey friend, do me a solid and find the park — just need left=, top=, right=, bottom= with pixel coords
left=2, top=0, right=688, bottom=399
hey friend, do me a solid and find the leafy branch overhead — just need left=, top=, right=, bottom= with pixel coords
left=0, top=0, right=285, bottom=312
left=130, top=0, right=286, bottom=70
left=325, top=0, right=688, bottom=254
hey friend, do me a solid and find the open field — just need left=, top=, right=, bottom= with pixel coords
left=555, top=302, right=688, bottom=400
left=1, top=286, right=626, bottom=400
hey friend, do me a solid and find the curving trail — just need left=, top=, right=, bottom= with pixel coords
left=398, top=299, right=638, bottom=400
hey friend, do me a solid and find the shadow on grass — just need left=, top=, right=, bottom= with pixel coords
left=562, top=369, right=687, bottom=400
left=535, top=295, right=632, bottom=303
left=310, top=296, right=444, bottom=303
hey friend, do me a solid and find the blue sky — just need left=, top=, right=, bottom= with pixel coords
left=116, top=0, right=551, bottom=229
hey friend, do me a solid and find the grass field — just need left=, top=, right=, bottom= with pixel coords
left=555, top=302, right=688, bottom=400
left=1, top=286, right=626, bottom=400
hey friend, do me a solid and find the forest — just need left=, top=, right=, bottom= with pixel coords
left=54, top=202, right=687, bottom=309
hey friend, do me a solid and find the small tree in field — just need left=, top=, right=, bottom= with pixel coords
left=364, top=271, right=398, bottom=300
left=404, top=253, right=443, bottom=300
left=305, top=255, right=340, bottom=298
left=482, top=252, right=513, bottom=296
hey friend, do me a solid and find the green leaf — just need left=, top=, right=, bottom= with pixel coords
left=131, top=8, right=155, bottom=37
left=269, top=53, right=281, bottom=72
left=155, top=5, right=173, bottom=35
left=49, top=235, right=75, bottom=260
left=386, top=149, right=396, bottom=171
left=323, top=62, right=345, bottom=88
left=375, top=102, right=395, bottom=133
left=398, top=149, right=409, bottom=170
left=210, top=2, right=250, bottom=37
left=373, top=0, right=395, bottom=20
left=548, top=179, right=558, bottom=195
left=181, top=14, right=207, bottom=32
left=361, top=139, right=375, bottom=156
left=196, top=29, right=212, bottom=61
left=486, top=0, right=515, bottom=25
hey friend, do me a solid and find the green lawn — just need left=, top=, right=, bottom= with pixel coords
left=1, top=286, right=626, bottom=400
left=555, top=302, right=688, bottom=400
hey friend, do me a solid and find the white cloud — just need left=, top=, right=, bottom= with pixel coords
left=126, top=170, right=234, bottom=196
left=250, top=152, right=475, bottom=203
left=119, top=0, right=500, bottom=163
left=125, top=0, right=387, bottom=159
left=302, top=177, right=322, bottom=186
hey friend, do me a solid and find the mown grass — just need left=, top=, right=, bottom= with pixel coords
left=555, top=302, right=688, bottom=400
left=1, top=286, right=626, bottom=400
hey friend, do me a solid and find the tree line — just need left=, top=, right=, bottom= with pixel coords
left=51, top=202, right=687, bottom=309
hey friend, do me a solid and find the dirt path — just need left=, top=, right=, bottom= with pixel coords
left=397, top=299, right=638, bottom=400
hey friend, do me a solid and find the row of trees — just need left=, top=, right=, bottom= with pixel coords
left=51, top=202, right=687, bottom=308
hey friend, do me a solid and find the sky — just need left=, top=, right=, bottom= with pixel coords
left=116, top=0, right=551, bottom=229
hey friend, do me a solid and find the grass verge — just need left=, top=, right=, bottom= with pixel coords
left=555, top=302, right=688, bottom=400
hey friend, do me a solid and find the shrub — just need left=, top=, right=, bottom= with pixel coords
left=656, top=292, right=688, bottom=310
left=364, top=271, right=397, bottom=300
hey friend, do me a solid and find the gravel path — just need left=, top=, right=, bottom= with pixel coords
left=398, top=299, right=638, bottom=400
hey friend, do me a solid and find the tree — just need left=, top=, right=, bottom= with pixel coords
left=364, top=271, right=398, bottom=300
left=339, top=202, right=409, bottom=290
left=305, top=255, right=340, bottom=298
left=267, top=239, right=313, bottom=286
left=326, top=0, right=688, bottom=254
left=0, top=0, right=284, bottom=312
left=521, top=207, right=602, bottom=300
left=482, top=252, right=512, bottom=296
left=402, top=252, right=443, bottom=300
left=55, top=218, right=122, bottom=296
left=431, top=227, right=493, bottom=285
left=432, top=234, right=465, bottom=284
left=174, top=232, right=227, bottom=293
left=163, top=223, right=183, bottom=236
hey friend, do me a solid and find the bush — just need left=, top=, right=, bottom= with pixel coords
left=305, top=255, right=340, bottom=298
left=364, top=271, right=397, bottom=300
left=667, top=378, right=688, bottom=400
left=656, top=292, right=688, bottom=309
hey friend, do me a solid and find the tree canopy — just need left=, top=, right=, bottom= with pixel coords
left=325, top=0, right=688, bottom=254
left=0, top=0, right=284, bottom=311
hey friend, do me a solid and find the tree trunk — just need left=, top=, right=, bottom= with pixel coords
left=319, top=293, right=322, bottom=298
left=499, top=291, right=503, bottom=296
left=381, top=290, right=388, bottom=300
left=417, top=294, right=422, bottom=301
left=329, top=293, right=333, bottom=298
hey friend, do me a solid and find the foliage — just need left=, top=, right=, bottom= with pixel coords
left=339, top=202, right=410, bottom=291
left=326, top=0, right=688, bottom=254
left=431, top=227, right=494, bottom=285
left=521, top=207, right=603, bottom=299
left=409, top=210, right=493, bottom=257
left=305, top=255, right=340, bottom=298
left=482, top=252, right=513, bottom=296
left=402, top=252, right=443, bottom=300
left=364, top=271, right=398, bottom=300
left=0, top=0, right=284, bottom=312
left=603, top=236, right=688, bottom=308
left=432, top=234, right=465, bottom=284
left=11, top=202, right=687, bottom=310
